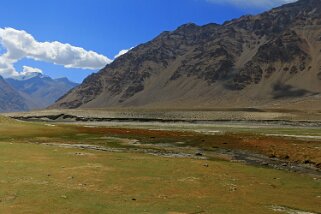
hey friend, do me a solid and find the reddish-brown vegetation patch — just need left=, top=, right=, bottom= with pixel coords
left=76, top=126, right=321, bottom=168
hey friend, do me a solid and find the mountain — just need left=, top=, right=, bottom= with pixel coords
left=0, top=76, right=29, bottom=112
left=52, top=0, right=321, bottom=110
left=6, top=74, right=78, bottom=109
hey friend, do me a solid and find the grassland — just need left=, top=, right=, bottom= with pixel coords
left=0, top=116, right=320, bottom=213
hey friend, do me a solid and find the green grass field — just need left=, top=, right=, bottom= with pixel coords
left=0, top=117, right=320, bottom=213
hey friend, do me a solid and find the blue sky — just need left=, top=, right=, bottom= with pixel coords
left=0, top=0, right=296, bottom=83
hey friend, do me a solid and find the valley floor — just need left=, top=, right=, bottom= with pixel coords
left=0, top=110, right=320, bottom=213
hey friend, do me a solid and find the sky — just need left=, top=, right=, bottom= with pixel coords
left=0, top=0, right=297, bottom=83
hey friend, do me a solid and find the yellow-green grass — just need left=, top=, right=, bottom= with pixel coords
left=0, top=116, right=320, bottom=213
left=0, top=117, right=69, bottom=138
left=0, top=142, right=320, bottom=214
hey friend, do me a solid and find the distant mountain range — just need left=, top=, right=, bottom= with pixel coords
left=0, top=76, right=29, bottom=112
left=0, top=74, right=78, bottom=112
left=51, top=0, right=321, bottom=110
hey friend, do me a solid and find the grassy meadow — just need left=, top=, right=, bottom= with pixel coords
left=0, top=116, right=320, bottom=213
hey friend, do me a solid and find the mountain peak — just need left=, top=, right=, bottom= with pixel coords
left=55, top=77, right=69, bottom=81
left=55, top=77, right=78, bottom=85
left=177, top=23, right=199, bottom=29
left=12, top=72, right=48, bottom=81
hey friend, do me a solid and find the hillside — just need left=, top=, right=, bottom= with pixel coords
left=0, top=76, right=28, bottom=112
left=51, top=0, right=321, bottom=110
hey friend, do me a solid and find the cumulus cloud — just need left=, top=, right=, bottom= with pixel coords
left=114, top=47, right=134, bottom=59
left=206, top=0, right=297, bottom=9
left=0, top=27, right=112, bottom=78
left=21, top=65, right=42, bottom=75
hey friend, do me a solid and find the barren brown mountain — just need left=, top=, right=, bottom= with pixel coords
left=52, top=0, right=321, bottom=110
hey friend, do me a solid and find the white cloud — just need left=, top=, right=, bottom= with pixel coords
left=21, top=66, right=43, bottom=75
left=114, top=47, right=134, bottom=59
left=206, top=0, right=297, bottom=9
left=14, top=66, right=43, bottom=80
left=0, top=27, right=112, bottom=78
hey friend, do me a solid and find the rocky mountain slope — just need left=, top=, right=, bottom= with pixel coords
left=6, top=74, right=78, bottom=109
left=0, top=76, right=29, bottom=112
left=52, top=0, right=321, bottom=110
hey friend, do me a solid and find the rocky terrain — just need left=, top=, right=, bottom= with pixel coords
left=52, top=0, right=321, bottom=110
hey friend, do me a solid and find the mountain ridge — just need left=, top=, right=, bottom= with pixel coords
left=51, top=0, right=321, bottom=110
left=6, top=74, right=78, bottom=110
